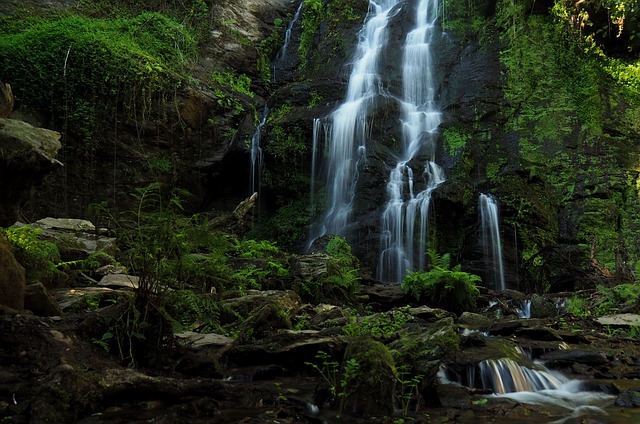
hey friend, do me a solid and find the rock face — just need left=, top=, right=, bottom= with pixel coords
left=0, top=82, right=13, bottom=118
left=0, top=118, right=62, bottom=226
left=0, top=234, right=26, bottom=310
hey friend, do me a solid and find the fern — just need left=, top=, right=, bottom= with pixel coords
left=402, top=250, right=481, bottom=314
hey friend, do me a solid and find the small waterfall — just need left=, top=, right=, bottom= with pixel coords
left=272, top=0, right=304, bottom=82
left=250, top=105, right=269, bottom=196
left=378, top=0, right=444, bottom=282
left=479, top=358, right=564, bottom=394
left=479, top=193, right=506, bottom=291
left=517, top=299, right=531, bottom=318
left=309, top=0, right=401, bottom=245
left=439, top=353, right=616, bottom=419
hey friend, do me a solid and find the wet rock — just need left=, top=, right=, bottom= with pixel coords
left=616, top=391, right=640, bottom=407
left=28, top=218, right=117, bottom=260
left=457, top=312, right=493, bottom=330
left=530, top=294, right=558, bottom=318
left=596, top=313, right=640, bottom=327
left=514, top=326, right=563, bottom=341
left=541, top=349, right=609, bottom=368
left=341, top=336, right=397, bottom=416
left=308, top=304, right=347, bottom=328
left=97, top=274, right=139, bottom=290
left=293, top=253, right=330, bottom=280
left=223, top=331, right=344, bottom=369
left=436, top=383, right=471, bottom=408
left=0, top=233, right=25, bottom=310
left=360, top=282, right=408, bottom=310
left=24, top=282, right=62, bottom=317
left=409, top=306, right=456, bottom=322
left=175, top=331, right=234, bottom=349
left=221, top=290, right=301, bottom=323
left=0, top=118, right=62, bottom=226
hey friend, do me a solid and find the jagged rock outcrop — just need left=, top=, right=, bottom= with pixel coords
left=0, top=118, right=62, bottom=226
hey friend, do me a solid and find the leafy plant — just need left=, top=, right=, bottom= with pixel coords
left=402, top=249, right=481, bottom=314
left=343, top=308, right=413, bottom=339
left=397, top=366, right=424, bottom=417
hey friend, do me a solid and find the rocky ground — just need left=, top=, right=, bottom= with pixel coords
left=3, top=274, right=640, bottom=423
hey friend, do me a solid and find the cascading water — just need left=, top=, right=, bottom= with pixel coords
left=309, top=0, right=401, bottom=244
left=250, top=105, right=269, bottom=196
left=378, top=0, right=444, bottom=282
left=439, top=349, right=616, bottom=421
left=479, top=193, right=506, bottom=291
left=272, top=0, right=304, bottom=82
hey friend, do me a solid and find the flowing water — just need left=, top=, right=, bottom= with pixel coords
left=440, top=350, right=617, bottom=423
left=479, top=193, right=506, bottom=291
left=250, top=105, right=269, bottom=196
left=272, top=0, right=304, bottom=82
left=309, top=0, right=401, bottom=245
left=378, top=0, right=444, bottom=282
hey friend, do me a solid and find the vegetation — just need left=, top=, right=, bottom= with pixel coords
left=402, top=250, right=481, bottom=314
left=0, top=13, right=196, bottom=140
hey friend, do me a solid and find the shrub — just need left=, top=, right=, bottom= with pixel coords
left=402, top=250, right=481, bottom=314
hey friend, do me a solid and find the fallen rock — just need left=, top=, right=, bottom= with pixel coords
left=596, top=314, right=640, bottom=327
left=175, top=331, right=234, bottom=349
left=24, top=282, right=62, bottom=316
left=0, top=118, right=62, bottom=226
left=97, top=274, right=139, bottom=290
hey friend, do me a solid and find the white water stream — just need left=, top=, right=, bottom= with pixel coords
left=250, top=105, right=269, bottom=196
left=272, top=0, right=304, bottom=82
left=479, top=193, right=506, bottom=291
left=309, top=0, right=401, bottom=245
left=378, top=0, right=444, bottom=282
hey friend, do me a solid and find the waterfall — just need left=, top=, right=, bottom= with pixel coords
left=272, top=0, right=304, bottom=82
left=250, top=105, right=269, bottom=196
left=378, top=0, right=444, bottom=282
left=479, top=358, right=564, bottom=394
left=439, top=354, right=616, bottom=418
left=479, top=193, right=506, bottom=291
left=309, top=0, right=401, bottom=246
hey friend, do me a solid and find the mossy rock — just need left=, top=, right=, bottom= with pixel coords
left=390, top=317, right=460, bottom=378
left=341, top=336, right=397, bottom=417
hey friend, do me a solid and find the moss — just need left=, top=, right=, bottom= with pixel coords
left=342, top=336, right=397, bottom=416
left=0, top=13, right=195, bottom=142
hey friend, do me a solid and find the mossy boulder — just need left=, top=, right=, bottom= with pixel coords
left=341, top=336, right=397, bottom=417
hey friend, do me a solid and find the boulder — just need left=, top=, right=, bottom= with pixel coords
left=97, top=274, right=139, bottom=290
left=596, top=314, right=640, bottom=327
left=0, top=118, right=62, bottom=226
left=24, top=282, right=62, bottom=316
left=341, top=336, right=397, bottom=416
left=0, top=233, right=25, bottom=310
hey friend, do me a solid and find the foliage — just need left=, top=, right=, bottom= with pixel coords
left=211, top=69, right=254, bottom=98
left=163, top=290, right=221, bottom=332
left=305, top=350, right=342, bottom=402
left=566, top=295, right=592, bottom=317
left=402, top=249, right=480, bottom=314
left=594, top=283, right=640, bottom=315
left=343, top=308, right=413, bottom=339
left=0, top=13, right=196, bottom=141
left=299, top=0, right=325, bottom=70
left=2, top=226, right=63, bottom=284
left=256, top=20, right=284, bottom=82
left=397, top=366, right=424, bottom=417
left=297, top=236, right=361, bottom=306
